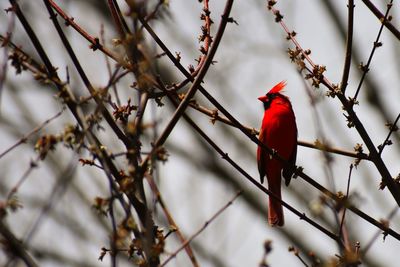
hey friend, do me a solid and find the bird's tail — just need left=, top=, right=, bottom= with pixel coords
left=267, top=166, right=284, bottom=226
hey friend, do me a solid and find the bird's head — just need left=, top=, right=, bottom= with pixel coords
left=258, top=81, right=287, bottom=110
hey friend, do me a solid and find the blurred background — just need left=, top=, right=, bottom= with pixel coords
left=1, top=0, right=400, bottom=266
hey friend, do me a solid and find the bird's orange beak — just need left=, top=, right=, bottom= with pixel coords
left=258, top=95, right=268, bottom=102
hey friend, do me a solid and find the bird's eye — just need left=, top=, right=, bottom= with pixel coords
left=267, top=93, right=276, bottom=102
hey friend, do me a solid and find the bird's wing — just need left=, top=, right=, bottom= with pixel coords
left=257, top=128, right=267, bottom=184
left=283, top=128, right=297, bottom=186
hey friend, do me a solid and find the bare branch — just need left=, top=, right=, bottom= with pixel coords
left=354, top=0, right=393, bottom=100
left=47, top=0, right=123, bottom=64
left=160, top=191, right=242, bottom=267
left=340, top=0, right=354, bottom=93
left=361, top=0, right=400, bottom=40
left=141, top=0, right=235, bottom=168
left=0, top=220, right=39, bottom=267
left=0, top=108, right=64, bottom=159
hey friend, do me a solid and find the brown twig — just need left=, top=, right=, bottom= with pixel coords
left=107, top=0, right=126, bottom=38
left=299, top=166, right=400, bottom=241
left=108, top=2, right=157, bottom=231
left=46, top=0, right=123, bottom=65
left=0, top=7, right=15, bottom=105
left=289, top=246, right=309, bottom=267
left=108, top=181, right=118, bottom=267
left=361, top=0, right=400, bottom=41
left=6, top=155, right=41, bottom=201
left=111, top=0, right=130, bottom=34
left=192, top=0, right=213, bottom=75
left=378, top=112, right=400, bottom=155
left=339, top=164, right=354, bottom=251
left=353, top=0, right=393, bottom=100
left=340, top=0, right=354, bottom=93
left=298, top=140, right=369, bottom=160
left=0, top=220, right=39, bottom=267
left=145, top=173, right=199, bottom=267
left=23, top=159, right=77, bottom=244
left=144, top=0, right=167, bottom=22
left=0, top=108, right=64, bottom=159
left=362, top=205, right=398, bottom=254
left=100, top=24, right=121, bottom=107
left=160, top=191, right=242, bottom=267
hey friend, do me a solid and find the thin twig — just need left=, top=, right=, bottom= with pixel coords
left=378, top=112, right=400, bottom=155
left=340, top=0, right=354, bottom=93
left=295, top=254, right=309, bottom=267
left=0, top=220, right=39, bottom=267
left=300, top=167, right=400, bottom=241
left=289, top=247, right=309, bottom=267
left=7, top=155, right=41, bottom=201
left=107, top=0, right=126, bottom=38
left=362, top=205, right=398, bottom=254
left=108, top=182, right=118, bottom=267
left=111, top=0, right=131, bottom=34
left=0, top=108, right=64, bottom=159
left=298, top=140, right=368, bottom=160
left=144, top=0, right=166, bottom=22
left=47, top=0, right=123, bottom=65
left=145, top=173, right=199, bottom=267
left=301, top=75, right=337, bottom=195
left=321, top=0, right=400, bottom=151
left=354, top=0, right=393, bottom=100
left=339, top=164, right=354, bottom=251
left=0, top=7, right=15, bottom=108
left=23, top=159, right=77, bottom=244
left=100, top=24, right=121, bottom=107
left=361, top=0, right=400, bottom=41
left=160, top=191, right=242, bottom=267
left=192, top=0, right=213, bottom=76
left=300, top=71, right=344, bottom=249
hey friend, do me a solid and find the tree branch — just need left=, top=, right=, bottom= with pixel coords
left=361, top=0, right=400, bottom=41
left=140, top=0, right=235, bottom=168
left=0, top=220, right=39, bottom=267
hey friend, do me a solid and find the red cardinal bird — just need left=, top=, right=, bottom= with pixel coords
left=257, top=81, right=297, bottom=226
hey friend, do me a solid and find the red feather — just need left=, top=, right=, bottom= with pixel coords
left=257, top=81, right=297, bottom=227
left=268, top=80, right=286, bottom=94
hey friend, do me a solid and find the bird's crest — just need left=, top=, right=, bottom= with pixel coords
left=268, top=81, right=286, bottom=94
